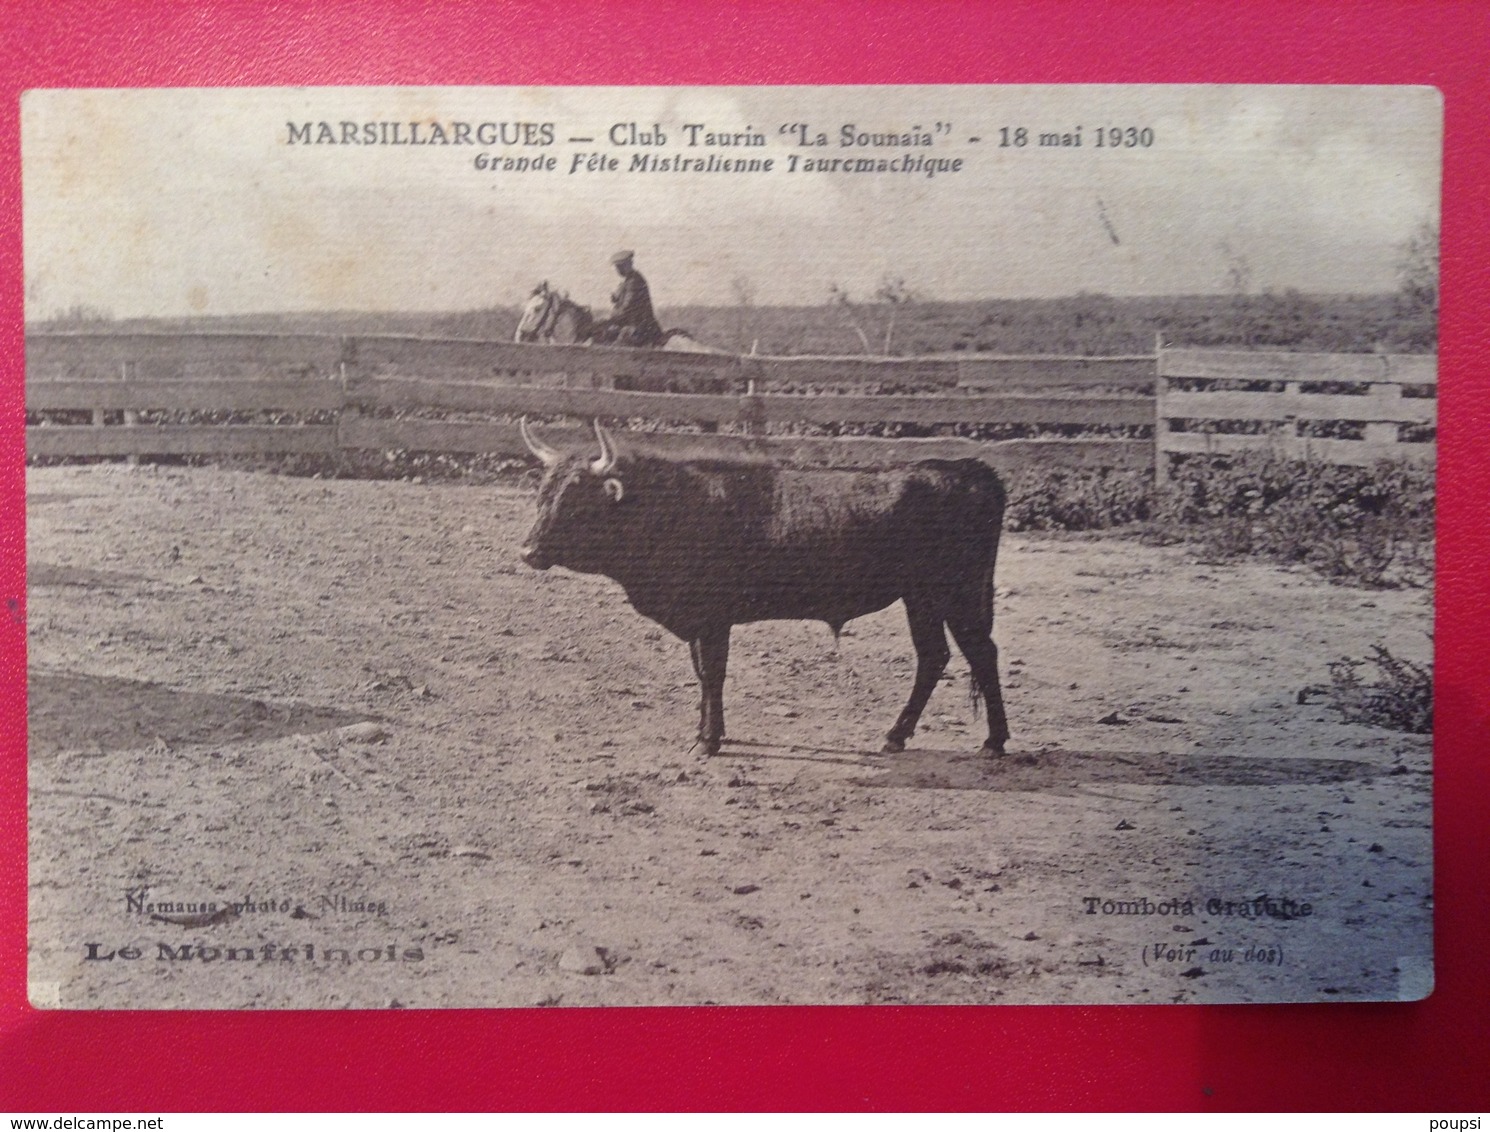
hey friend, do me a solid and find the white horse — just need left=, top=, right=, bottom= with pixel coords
left=514, top=282, right=594, bottom=344
left=514, top=281, right=727, bottom=352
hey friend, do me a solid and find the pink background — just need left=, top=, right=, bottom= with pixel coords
left=1, top=0, right=1486, bottom=1111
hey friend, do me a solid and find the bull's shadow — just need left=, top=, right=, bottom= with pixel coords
left=824, top=744, right=1387, bottom=792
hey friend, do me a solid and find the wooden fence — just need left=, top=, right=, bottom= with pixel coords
left=24, top=330, right=1437, bottom=477
left=24, top=330, right=1156, bottom=474
left=1156, top=349, right=1438, bottom=479
left=23, top=329, right=1159, bottom=392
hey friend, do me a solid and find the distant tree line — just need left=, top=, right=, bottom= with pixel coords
left=664, top=290, right=1433, bottom=357
left=33, top=224, right=1437, bottom=356
left=29, top=291, right=1435, bottom=356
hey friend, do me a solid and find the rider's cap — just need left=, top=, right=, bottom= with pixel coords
left=610, top=249, right=635, bottom=265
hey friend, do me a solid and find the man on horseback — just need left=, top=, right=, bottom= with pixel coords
left=588, top=250, right=666, bottom=348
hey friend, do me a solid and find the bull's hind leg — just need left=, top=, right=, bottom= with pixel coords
left=691, top=626, right=731, bottom=756
left=688, top=638, right=708, bottom=744
left=946, top=588, right=1009, bottom=755
left=883, top=598, right=951, bottom=754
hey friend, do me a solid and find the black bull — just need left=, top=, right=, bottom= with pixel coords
left=518, top=420, right=1010, bottom=757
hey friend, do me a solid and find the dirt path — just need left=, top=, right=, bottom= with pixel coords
left=27, top=464, right=1432, bottom=1007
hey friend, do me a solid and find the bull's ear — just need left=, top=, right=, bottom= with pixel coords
left=519, top=417, right=561, bottom=468
left=590, top=420, right=619, bottom=476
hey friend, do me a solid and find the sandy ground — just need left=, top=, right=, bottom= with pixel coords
left=26, top=463, right=1433, bottom=1008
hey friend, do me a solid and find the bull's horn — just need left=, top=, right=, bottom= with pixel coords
left=590, top=420, right=619, bottom=476
left=518, top=416, right=561, bottom=468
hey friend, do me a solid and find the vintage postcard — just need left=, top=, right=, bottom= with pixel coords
left=24, top=85, right=1437, bottom=1008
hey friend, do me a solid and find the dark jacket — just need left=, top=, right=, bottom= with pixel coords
left=606, top=268, right=665, bottom=346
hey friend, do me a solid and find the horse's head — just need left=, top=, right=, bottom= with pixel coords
left=517, top=282, right=594, bottom=344
left=515, top=283, right=556, bottom=342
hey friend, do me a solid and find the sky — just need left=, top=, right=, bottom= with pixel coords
left=22, top=85, right=1441, bottom=319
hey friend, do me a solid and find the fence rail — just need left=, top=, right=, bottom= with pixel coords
left=25, top=331, right=1437, bottom=476
left=344, top=377, right=1155, bottom=427
left=26, top=330, right=1162, bottom=391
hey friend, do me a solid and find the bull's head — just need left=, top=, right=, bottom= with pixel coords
left=517, top=418, right=629, bottom=572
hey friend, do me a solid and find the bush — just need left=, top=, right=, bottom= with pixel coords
left=1157, top=452, right=1434, bottom=587
left=1005, top=467, right=1153, bottom=531
left=1000, top=452, right=1432, bottom=588
left=1317, top=645, right=1433, bottom=734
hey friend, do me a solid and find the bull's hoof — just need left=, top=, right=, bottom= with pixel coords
left=881, top=737, right=906, bottom=754
left=979, top=741, right=1007, bottom=756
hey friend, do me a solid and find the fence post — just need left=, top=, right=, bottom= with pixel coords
left=1282, top=375, right=1303, bottom=443
left=740, top=378, right=765, bottom=439
left=337, top=335, right=357, bottom=391
left=1363, top=380, right=1403, bottom=452
left=92, top=362, right=113, bottom=428
left=121, top=360, right=140, bottom=465
left=1152, top=333, right=1168, bottom=487
left=336, top=336, right=359, bottom=465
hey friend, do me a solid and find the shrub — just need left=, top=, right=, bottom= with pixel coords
left=1005, top=467, right=1153, bottom=531
left=1156, top=452, right=1434, bottom=587
left=1318, top=645, right=1433, bottom=734
left=1002, top=454, right=1432, bottom=588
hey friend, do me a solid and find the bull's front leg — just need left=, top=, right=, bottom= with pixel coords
left=691, top=625, right=731, bottom=756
